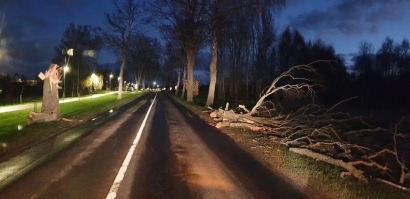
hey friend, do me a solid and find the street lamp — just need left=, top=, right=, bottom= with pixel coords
left=109, top=74, right=113, bottom=90
left=63, top=65, right=69, bottom=103
left=117, top=77, right=120, bottom=91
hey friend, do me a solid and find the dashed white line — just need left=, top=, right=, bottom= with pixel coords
left=105, top=93, right=157, bottom=199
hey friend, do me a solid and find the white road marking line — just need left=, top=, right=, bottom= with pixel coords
left=106, top=93, right=157, bottom=199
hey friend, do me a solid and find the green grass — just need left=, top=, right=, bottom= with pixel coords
left=170, top=93, right=410, bottom=199
left=0, top=91, right=146, bottom=156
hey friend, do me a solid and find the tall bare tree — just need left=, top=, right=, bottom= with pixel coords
left=205, top=0, right=284, bottom=106
left=128, top=34, right=161, bottom=92
left=151, top=0, right=210, bottom=102
left=52, top=23, right=103, bottom=97
left=103, top=0, right=147, bottom=99
left=163, top=41, right=185, bottom=96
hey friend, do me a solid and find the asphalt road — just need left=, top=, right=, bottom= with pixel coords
left=0, top=93, right=308, bottom=199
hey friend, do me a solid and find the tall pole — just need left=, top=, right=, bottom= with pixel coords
left=63, top=68, right=66, bottom=102
left=77, top=64, right=79, bottom=98
left=110, top=74, right=113, bottom=91
left=63, top=65, right=69, bottom=104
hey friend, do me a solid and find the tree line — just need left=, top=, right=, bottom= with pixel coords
left=1, top=0, right=409, bottom=112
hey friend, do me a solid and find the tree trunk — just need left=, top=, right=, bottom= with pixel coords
left=77, top=64, right=80, bottom=97
left=117, top=52, right=126, bottom=100
left=206, top=30, right=218, bottom=107
left=175, top=67, right=181, bottom=96
left=181, top=66, right=187, bottom=99
left=27, top=64, right=62, bottom=125
left=135, top=70, right=142, bottom=93
left=142, top=75, right=145, bottom=90
left=186, top=49, right=196, bottom=102
left=20, top=84, right=25, bottom=104
left=41, top=66, right=61, bottom=118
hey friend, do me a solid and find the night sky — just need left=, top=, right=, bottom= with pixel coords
left=1, top=0, right=409, bottom=79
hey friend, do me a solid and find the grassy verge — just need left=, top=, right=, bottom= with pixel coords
left=169, top=94, right=410, bottom=199
left=0, top=91, right=146, bottom=157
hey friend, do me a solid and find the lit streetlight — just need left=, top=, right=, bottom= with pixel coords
left=63, top=65, right=69, bottom=103
left=109, top=74, right=113, bottom=90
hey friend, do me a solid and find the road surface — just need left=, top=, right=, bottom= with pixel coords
left=0, top=93, right=308, bottom=199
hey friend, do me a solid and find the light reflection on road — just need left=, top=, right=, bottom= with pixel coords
left=0, top=111, right=111, bottom=191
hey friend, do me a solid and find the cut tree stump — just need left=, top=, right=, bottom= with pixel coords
left=27, top=112, right=57, bottom=125
left=27, top=64, right=62, bottom=125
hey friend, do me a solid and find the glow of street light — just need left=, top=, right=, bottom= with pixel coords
left=64, top=65, right=69, bottom=72
left=67, top=48, right=74, bottom=56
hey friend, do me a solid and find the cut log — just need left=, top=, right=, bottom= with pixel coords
left=210, top=111, right=218, bottom=118
left=27, top=112, right=58, bottom=125
left=229, top=122, right=262, bottom=131
left=223, top=110, right=240, bottom=121
left=289, top=147, right=368, bottom=183
left=215, top=122, right=230, bottom=128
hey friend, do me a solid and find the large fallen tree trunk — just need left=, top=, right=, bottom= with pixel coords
left=289, top=147, right=368, bottom=183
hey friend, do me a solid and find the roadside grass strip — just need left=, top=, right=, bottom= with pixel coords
left=0, top=92, right=145, bottom=157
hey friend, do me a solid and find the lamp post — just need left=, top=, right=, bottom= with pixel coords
left=63, top=65, right=69, bottom=103
left=64, top=48, right=75, bottom=96
left=117, top=77, right=120, bottom=91
left=109, top=74, right=113, bottom=91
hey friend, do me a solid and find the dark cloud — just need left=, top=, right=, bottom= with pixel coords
left=0, top=0, right=114, bottom=78
left=335, top=21, right=361, bottom=35
left=9, top=40, right=55, bottom=64
left=288, top=0, right=410, bottom=35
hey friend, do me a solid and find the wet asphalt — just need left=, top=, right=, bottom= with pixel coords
left=0, top=92, right=308, bottom=199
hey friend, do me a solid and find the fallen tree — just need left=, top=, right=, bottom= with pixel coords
left=209, top=61, right=410, bottom=190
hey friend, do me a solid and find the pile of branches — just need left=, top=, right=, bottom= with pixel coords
left=208, top=62, right=410, bottom=191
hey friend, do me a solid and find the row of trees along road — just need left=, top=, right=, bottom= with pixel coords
left=150, top=0, right=286, bottom=106
left=45, top=0, right=410, bottom=111
left=52, top=0, right=286, bottom=105
left=18, top=0, right=409, bottom=189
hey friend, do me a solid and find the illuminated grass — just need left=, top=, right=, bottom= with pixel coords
left=0, top=92, right=145, bottom=156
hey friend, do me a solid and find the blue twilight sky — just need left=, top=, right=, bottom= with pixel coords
left=278, top=0, right=410, bottom=68
left=0, top=0, right=409, bottom=79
